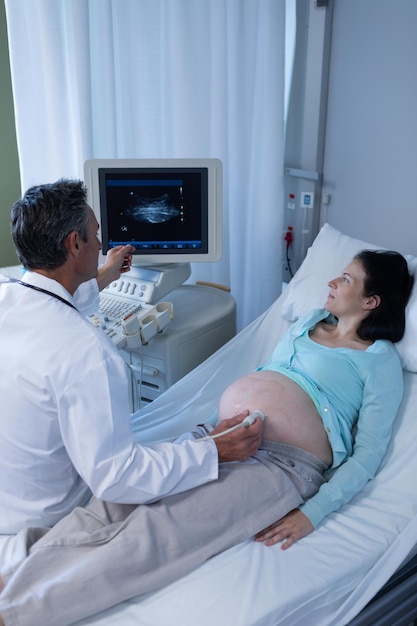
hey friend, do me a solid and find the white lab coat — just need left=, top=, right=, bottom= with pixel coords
left=0, top=272, right=217, bottom=534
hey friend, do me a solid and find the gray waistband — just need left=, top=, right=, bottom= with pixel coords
left=258, top=439, right=329, bottom=472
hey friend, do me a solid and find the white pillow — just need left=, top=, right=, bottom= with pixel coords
left=281, top=223, right=417, bottom=372
left=397, top=255, right=417, bottom=372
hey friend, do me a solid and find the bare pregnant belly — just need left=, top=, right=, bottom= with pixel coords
left=218, top=370, right=333, bottom=466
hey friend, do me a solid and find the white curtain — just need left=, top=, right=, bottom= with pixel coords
left=5, top=0, right=285, bottom=330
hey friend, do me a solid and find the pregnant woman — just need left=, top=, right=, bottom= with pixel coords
left=0, top=249, right=413, bottom=626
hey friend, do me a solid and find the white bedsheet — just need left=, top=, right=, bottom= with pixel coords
left=1, top=229, right=417, bottom=625
left=84, top=302, right=417, bottom=624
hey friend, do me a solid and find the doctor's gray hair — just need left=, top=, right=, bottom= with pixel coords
left=11, top=179, right=90, bottom=270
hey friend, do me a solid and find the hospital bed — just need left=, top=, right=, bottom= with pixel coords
left=1, top=223, right=417, bottom=625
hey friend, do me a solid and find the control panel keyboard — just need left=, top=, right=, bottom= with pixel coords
left=89, top=293, right=173, bottom=350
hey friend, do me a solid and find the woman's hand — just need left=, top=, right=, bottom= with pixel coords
left=255, top=508, right=313, bottom=549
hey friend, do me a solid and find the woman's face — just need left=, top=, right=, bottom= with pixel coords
left=325, top=259, right=370, bottom=317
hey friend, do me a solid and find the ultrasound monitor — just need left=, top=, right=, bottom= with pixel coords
left=84, top=158, right=222, bottom=265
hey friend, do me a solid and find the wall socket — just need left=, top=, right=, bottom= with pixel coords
left=300, top=192, right=315, bottom=208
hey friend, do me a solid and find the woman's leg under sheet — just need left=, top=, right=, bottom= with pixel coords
left=0, top=448, right=324, bottom=626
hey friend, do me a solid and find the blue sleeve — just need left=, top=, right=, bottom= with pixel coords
left=301, top=346, right=404, bottom=528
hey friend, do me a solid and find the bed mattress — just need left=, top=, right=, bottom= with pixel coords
left=1, top=224, right=417, bottom=625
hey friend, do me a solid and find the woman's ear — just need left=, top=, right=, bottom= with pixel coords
left=364, top=294, right=381, bottom=310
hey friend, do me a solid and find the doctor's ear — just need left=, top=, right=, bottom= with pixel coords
left=64, top=231, right=81, bottom=255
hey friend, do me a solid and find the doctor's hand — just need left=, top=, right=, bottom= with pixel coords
left=97, top=245, right=135, bottom=291
left=254, top=508, right=313, bottom=549
left=213, top=412, right=263, bottom=462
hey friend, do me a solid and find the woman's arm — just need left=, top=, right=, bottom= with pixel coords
left=256, top=345, right=404, bottom=548
left=255, top=508, right=313, bottom=549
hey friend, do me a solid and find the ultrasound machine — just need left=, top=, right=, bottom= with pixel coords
left=84, top=158, right=236, bottom=409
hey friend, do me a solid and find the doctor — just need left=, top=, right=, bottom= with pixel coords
left=0, top=178, right=262, bottom=535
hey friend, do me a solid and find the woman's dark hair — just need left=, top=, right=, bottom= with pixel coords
left=355, top=249, right=414, bottom=343
left=11, top=179, right=90, bottom=270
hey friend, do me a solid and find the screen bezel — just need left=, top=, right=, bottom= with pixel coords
left=84, top=158, right=222, bottom=264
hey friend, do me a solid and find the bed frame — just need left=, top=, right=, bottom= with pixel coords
left=2, top=223, right=417, bottom=626
left=350, top=554, right=417, bottom=626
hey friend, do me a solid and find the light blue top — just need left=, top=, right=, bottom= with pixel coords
left=257, top=309, right=404, bottom=528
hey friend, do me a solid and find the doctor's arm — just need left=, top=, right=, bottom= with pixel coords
left=73, top=245, right=135, bottom=316
left=96, top=245, right=135, bottom=291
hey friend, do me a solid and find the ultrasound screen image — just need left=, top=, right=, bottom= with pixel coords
left=98, top=168, right=208, bottom=254
left=125, top=192, right=180, bottom=224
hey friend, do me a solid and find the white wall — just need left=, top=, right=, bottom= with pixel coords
left=321, top=0, right=417, bottom=256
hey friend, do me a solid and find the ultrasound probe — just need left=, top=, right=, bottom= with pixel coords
left=196, top=410, right=265, bottom=441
